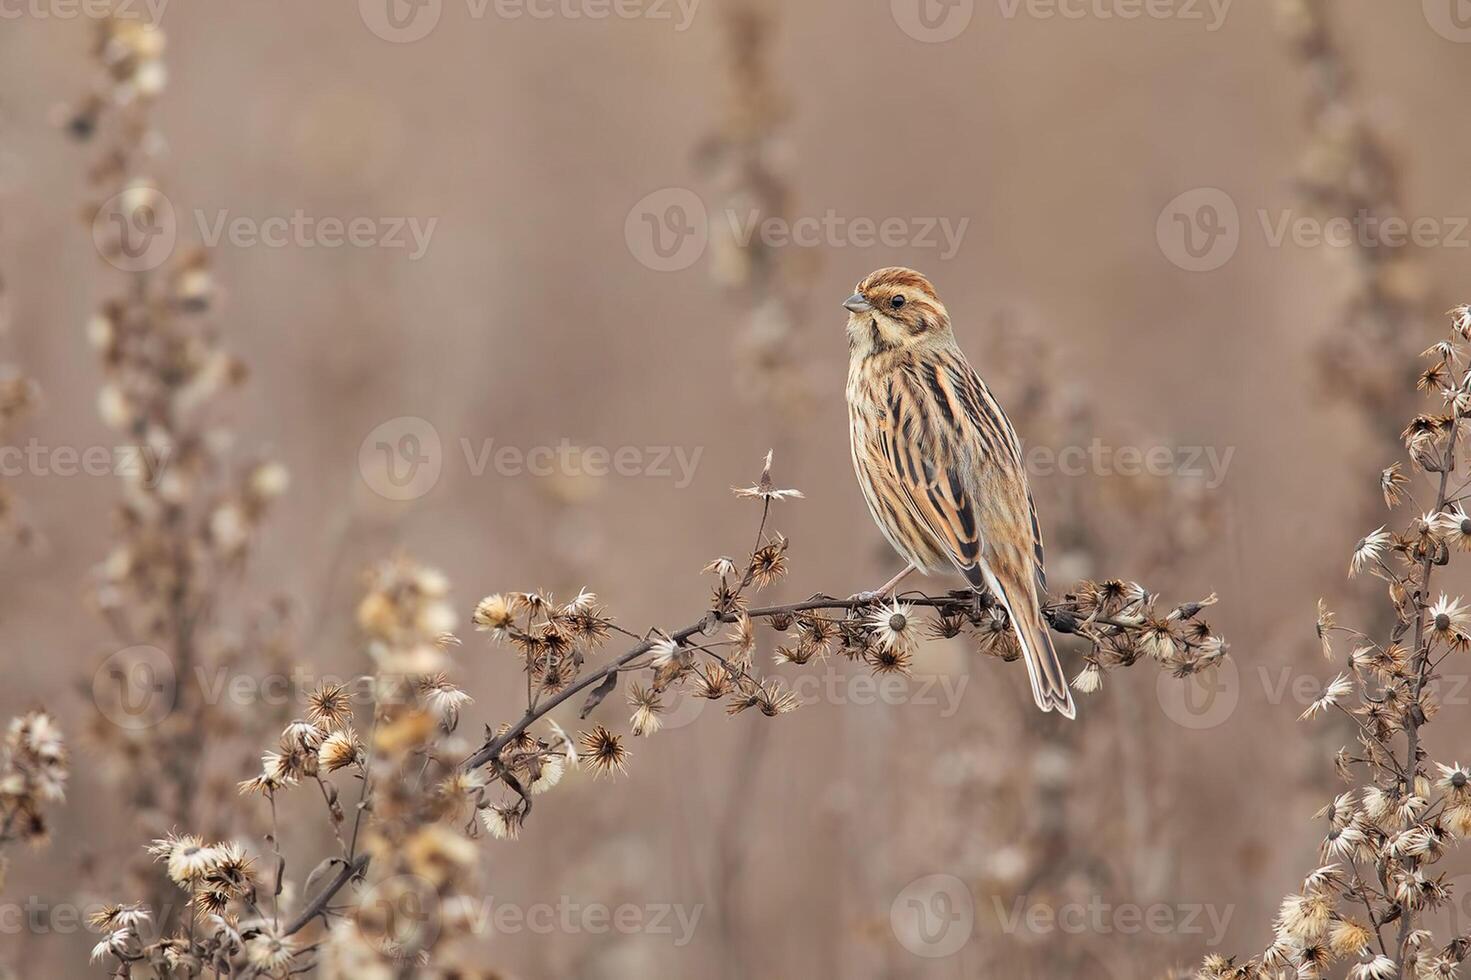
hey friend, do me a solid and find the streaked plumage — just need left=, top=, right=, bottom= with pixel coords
left=844, top=267, right=1075, bottom=718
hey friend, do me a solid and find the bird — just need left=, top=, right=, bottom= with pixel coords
left=843, top=266, right=1075, bottom=718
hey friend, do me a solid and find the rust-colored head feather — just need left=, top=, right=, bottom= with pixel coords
left=844, top=266, right=953, bottom=357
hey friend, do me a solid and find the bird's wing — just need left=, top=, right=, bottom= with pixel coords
left=874, top=365, right=987, bottom=576
left=875, top=355, right=1075, bottom=718
left=874, top=356, right=1035, bottom=585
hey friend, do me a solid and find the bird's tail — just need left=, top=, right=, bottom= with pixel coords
left=975, top=565, right=1076, bottom=719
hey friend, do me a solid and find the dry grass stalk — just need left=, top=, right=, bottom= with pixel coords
left=1278, top=0, right=1442, bottom=445
left=697, top=0, right=815, bottom=417
left=1200, top=305, right=1471, bottom=978
left=67, top=15, right=292, bottom=922
left=0, top=152, right=38, bottom=548
left=87, top=557, right=487, bottom=977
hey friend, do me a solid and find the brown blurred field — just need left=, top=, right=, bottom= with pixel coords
left=4, top=0, right=1471, bottom=976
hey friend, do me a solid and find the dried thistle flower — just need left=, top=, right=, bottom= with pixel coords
left=732, top=449, right=805, bottom=501
left=577, top=726, right=630, bottom=778
left=0, top=710, right=68, bottom=849
left=627, top=683, right=664, bottom=737
left=865, top=600, right=919, bottom=654
left=306, top=682, right=355, bottom=731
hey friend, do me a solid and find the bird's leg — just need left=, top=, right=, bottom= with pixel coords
left=849, top=564, right=916, bottom=604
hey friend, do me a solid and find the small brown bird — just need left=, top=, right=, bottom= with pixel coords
left=844, top=267, right=1075, bottom=718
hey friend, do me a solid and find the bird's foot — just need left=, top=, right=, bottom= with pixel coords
left=847, top=565, right=917, bottom=606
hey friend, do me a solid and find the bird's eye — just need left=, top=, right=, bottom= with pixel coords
left=890, top=295, right=906, bottom=309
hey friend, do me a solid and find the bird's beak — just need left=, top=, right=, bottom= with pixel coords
left=843, top=293, right=873, bottom=314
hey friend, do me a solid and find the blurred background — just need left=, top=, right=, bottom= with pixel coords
left=2, top=0, right=1471, bottom=975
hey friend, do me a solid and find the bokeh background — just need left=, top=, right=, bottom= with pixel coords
left=3, top=0, right=1471, bottom=975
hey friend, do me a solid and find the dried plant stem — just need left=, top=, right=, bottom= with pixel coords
left=1202, top=306, right=1471, bottom=980
left=282, top=855, right=370, bottom=939
left=1393, top=421, right=1459, bottom=967
left=463, top=589, right=1213, bottom=775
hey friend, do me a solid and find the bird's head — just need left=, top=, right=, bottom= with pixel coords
left=843, top=267, right=953, bottom=357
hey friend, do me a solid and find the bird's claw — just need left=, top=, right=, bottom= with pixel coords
left=847, top=590, right=886, bottom=605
